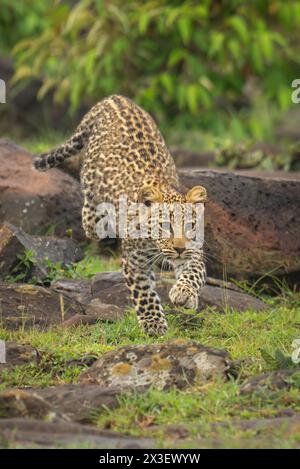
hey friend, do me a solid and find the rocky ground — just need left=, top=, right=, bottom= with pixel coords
left=0, top=139, right=300, bottom=448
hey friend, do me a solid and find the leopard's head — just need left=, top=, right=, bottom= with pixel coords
left=137, top=183, right=207, bottom=263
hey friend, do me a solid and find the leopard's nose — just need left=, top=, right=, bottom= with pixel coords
left=174, top=247, right=185, bottom=255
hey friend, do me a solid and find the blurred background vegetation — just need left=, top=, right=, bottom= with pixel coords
left=1, top=0, right=300, bottom=169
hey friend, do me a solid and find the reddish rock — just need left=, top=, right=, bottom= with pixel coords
left=0, top=139, right=84, bottom=240
left=179, top=168, right=300, bottom=280
left=3, top=138, right=299, bottom=281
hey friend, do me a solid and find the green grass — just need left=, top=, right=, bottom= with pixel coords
left=1, top=288, right=300, bottom=448
left=96, top=383, right=300, bottom=447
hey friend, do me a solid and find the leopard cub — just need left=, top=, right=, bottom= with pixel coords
left=34, top=95, right=207, bottom=336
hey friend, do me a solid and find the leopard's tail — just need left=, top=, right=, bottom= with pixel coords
left=33, top=112, right=94, bottom=171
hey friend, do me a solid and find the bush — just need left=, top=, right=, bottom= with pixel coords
left=2, top=1, right=300, bottom=130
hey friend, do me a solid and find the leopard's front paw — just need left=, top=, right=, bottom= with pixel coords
left=169, top=283, right=199, bottom=310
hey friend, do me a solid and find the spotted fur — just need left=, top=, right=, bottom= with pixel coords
left=34, top=95, right=207, bottom=335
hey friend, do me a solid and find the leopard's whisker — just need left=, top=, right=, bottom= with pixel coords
left=142, top=252, right=162, bottom=268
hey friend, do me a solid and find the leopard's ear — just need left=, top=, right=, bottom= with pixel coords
left=138, top=185, right=163, bottom=206
left=186, top=185, right=207, bottom=203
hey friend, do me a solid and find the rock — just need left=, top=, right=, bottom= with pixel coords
left=0, top=139, right=85, bottom=240
left=51, top=278, right=92, bottom=305
left=79, top=339, right=234, bottom=390
left=63, top=300, right=124, bottom=327
left=90, top=271, right=268, bottom=313
left=56, top=270, right=266, bottom=328
left=53, top=275, right=130, bottom=310
left=240, top=368, right=300, bottom=395
left=0, top=223, right=83, bottom=281
left=0, top=341, right=39, bottom=370
left=182, top=415, right=300, bottom=448
left=91, top=272, right=130, bottom=308
left=62, top=314, right=100, bottom=327
left=84, top=299, right=124, bottom=321
left=65, top=354, right=99, bottom=368
left=0, top=385, right=121, bottom=424
left=198, top=285, right=266, bottom=312
left=212, top=414, right=300, bottom=433
left=91, top=271, right=124, bottom=290
left=231, top=169, right=300, bottom=180
left=162, top=424, right=190, bottom=440
left=179, top=168, right=300, bottom=279
left=26, top=385, right=121, bottom=423
left=0, top=418, right=153, bottom=448
left=0, top=390, right=60, bottom=421
left=0, top=282, right=84, bottom=330
left=206, top=276, right=244, bottom=292
left=52, top=279, right=125, bottom=326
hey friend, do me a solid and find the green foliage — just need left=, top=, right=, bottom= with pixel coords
left=5, top=249, right=37, bottom=283
left=0, top=1, right=51, bottom=51
left=5, top=247, right=121, bottom=285
left=5, top=0, right=300, bottom=131
left=260, top=347, right=296, bottom=370
left=5, top=248, right=65, bottom=284
left=215, top=140, right=300, bottom=171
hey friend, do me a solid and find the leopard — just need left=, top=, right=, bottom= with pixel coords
left=33, top=94, right=207, bottom=336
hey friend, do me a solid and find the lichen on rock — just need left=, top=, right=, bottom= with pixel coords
left=79, top=339, right=234, bottom=391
